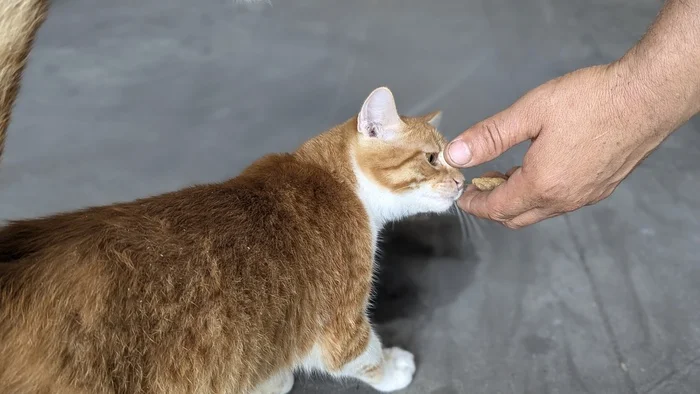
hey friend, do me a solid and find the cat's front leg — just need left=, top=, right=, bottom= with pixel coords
left=316, top=315, right=416, bottom=392
left=249, top=369, right=294, bottom=394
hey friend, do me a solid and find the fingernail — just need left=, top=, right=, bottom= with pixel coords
left=447, top=140, right=471, bottom=166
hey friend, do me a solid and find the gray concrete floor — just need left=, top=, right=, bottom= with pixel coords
left=2, top=0, right=700, bottom=393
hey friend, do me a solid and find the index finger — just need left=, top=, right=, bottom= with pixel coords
left=457, top=167, right=535, bottom=221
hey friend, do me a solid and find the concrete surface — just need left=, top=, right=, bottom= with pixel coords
left=3, top=0, right=700, bottom=393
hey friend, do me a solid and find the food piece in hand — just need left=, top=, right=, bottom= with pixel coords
left=471, top=176, right=506, bottom=191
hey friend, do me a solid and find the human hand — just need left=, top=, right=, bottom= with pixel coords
left=444, top=63, right=683, bottom=228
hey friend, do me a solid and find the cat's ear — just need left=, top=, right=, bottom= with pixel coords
left=424, top=110, right=443, bottom=129
left=357, top=87, right=404, bottom=140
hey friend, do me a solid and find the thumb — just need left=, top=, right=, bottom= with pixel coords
left=445, top=105, right=538, bottom=167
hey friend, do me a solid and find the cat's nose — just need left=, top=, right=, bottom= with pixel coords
left=453, top=177, right=464, bottom=189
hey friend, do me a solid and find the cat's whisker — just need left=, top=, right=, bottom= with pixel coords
left=454, top=203, right=473, bottom=238
left=464, top=210, right=476, bottom=240
left=468, top=210, right=489, bottom=247
left=461, top=210, right=473, bottom=241
left=449, top=203, right=470, bottom=258
left=456, top=205, right=470, bottom=249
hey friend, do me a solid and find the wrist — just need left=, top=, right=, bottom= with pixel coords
left=611, top=0, right=700, bottom=132
left=610, top=52, right=700, bottom=137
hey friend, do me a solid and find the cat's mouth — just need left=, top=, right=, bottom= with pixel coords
left=447, top=184, right=465, bottom=201
left=434, top=185, right=464, bottom=202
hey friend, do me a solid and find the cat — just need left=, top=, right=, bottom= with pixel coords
left=0, top=85, right=465, bottom=394
left=0, top=1, right=467, bottom=393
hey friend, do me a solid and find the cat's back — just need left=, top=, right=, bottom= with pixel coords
left=0, top=153, right=365, bottom=262
left=0, top=152, right=371, bottom=317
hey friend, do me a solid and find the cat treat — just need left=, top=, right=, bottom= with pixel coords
left=471, top=176, right=506, bottom=191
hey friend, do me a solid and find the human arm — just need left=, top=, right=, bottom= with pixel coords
left=445, top=0, right=700, bottom=228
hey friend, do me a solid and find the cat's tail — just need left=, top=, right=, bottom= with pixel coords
left=0, top=0, right=50, bottom=165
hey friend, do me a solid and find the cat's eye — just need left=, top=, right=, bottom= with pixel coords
left=426, top=152, right=438, bottom=166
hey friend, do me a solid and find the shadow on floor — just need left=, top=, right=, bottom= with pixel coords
left=369, top=212, right=480, bottom=327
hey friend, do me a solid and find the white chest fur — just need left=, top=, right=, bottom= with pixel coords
left=351, top=161, right=424, bottom=245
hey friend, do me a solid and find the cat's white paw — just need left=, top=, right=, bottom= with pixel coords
left=250, top=369, right=294, bottom=394
left=371, top=347, right=416, bottom=392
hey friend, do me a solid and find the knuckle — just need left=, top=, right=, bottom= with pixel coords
left=587, top=186, right=616, bottom=206
left=602, top=184, right=618, bottom=199
left=529, top=174, right=554, bottom=194
left=528, top=172, right=566, bottom=205
left=486, top=205, right=510, bottom=222
left=554, top=195, right=581, bottom=213
left=502, top=220, right=521, bottom=230
left=478, top=120, right=506, bottom=157
left=562, top=202, right=580, bottom=213
left=526, top=179, right=551, bottom=203
left=458, top=195, right=485, bottom=217
left=570, top=195, right=590, bottom=210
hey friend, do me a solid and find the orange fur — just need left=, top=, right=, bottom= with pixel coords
left=355, top=112, right=452, bottom=192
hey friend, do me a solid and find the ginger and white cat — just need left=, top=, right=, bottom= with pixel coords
left=0, top=86, right=464, bottom=394
left=0, top=1, right=465, bottom=393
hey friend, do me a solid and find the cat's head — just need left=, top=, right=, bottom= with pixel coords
left=351, top=87, right=465, bottom=225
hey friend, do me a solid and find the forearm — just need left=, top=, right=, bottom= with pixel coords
left=616, top=0, right=700, bottom=133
